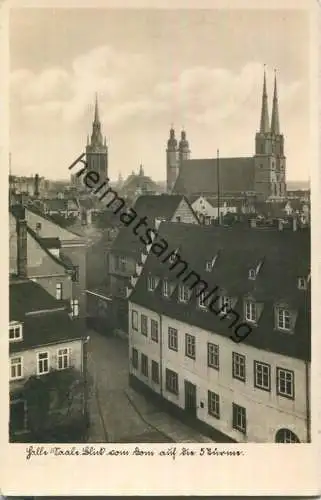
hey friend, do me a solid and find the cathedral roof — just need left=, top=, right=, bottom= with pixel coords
left=173, top=157, right=255, bottom=196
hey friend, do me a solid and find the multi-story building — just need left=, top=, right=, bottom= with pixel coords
left=171, top=70, right=287, bottom=202
left=109, top=194, right=200, bottom=334
left=21, top=205, right=87, bottom=318
left=9, top=277, right=87, bottom=442
left=128, top=221, right=310, bottom=443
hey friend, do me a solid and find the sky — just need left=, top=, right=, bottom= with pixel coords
left=9, top=8, right=311, bottom=181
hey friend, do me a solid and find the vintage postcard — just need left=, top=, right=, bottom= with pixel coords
left=1, top=0, right=320, bottom=495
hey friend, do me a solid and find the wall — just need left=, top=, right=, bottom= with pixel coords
left=128, top=302, right=308, bottom=443
left=172, top=198, right=199, bottom=224
left=61, top=242, right=87, bottom=317
left=10, top=338, right=83, bottom=388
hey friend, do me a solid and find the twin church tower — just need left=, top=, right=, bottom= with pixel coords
left=166, top=69, right=286, bottom=200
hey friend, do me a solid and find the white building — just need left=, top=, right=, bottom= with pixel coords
left=127, top=222, right=311, bottom=443
left=191, top=196, right=238, bottom=224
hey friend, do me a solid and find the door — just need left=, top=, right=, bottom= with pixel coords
left=10, top=400, right=26, bottom=434
left=184, top=380, right=197, bottom=418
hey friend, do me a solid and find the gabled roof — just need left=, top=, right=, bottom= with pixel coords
left=173, top=157, right=255, bottom=196
left=110, top=194, right=194, bottom=254
left=130, top=222, right=310, bottom=361
left=25, top=206, right=84, bottom=239
left=9, top=280, right=84, bottom=353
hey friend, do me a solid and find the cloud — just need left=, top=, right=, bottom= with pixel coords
left=10, top=45, right=307, bottom=181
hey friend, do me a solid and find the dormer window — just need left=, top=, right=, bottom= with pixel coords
left=298, top=277, right=307, bottom=290
left=148, top=276, right=156, bottom=291
left=276, top=307, right=291, bottom=331
left=245, top=301, right=256, bottom=323
left=249, top=269, right=256, bottom=280
left=9, top=321, right=23, bottom=342
left=198, top=291, right=208, bottom=309
left=220, top=296, right=232, bottom=314
left=178, top=284, right=190, bottom=303
left=205, top=261, right=212, bottom=272
left=163, top=279, right=169, bottom=297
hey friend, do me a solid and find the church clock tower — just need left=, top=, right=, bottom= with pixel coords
left=86, top=94, right=108, bottom=184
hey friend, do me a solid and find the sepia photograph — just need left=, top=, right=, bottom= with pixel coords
left=2, top=0, right=320, bottom=495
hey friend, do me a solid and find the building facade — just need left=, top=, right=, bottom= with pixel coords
left=128, top=222, right=310, bottom=443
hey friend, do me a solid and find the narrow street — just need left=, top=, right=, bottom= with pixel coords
left=86, top=330, right=213, bottom=443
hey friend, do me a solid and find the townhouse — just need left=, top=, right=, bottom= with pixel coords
left=128, top=221, right=311, bottom=443
left=109, top=194, right=200, bottom=334
left=9, top=278, right=87, bottom=442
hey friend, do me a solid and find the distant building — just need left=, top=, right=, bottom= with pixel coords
left=108, top=194, right=200, bottom=335
left=120, top=165, right=161, bottom=201
left=191, top=196, right=240, bottom=224
left=171, top=70, right=287, bottom=202
left=128, top=222, right=310, bottom=443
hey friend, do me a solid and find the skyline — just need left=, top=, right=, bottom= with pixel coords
left=10, top=8, right=311, bottom=181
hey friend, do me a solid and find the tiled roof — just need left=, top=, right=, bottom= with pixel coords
left=129, top=222, right=310, bottom=361
left=110, top=194, right=187, bottom=255
left=9, top=280, right=84, bottom=353
left=173, top=157, right=255, bottom=196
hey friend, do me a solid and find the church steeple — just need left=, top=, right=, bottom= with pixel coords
left=259, top=67, right=270, bottom=134
left=91, top=93, right=103, bottom=146
left=271, top=70, right=280, bottom=135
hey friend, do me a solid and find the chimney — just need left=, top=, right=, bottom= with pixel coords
left=278, top=218, right=284, bottom=231
left=34, top=173, right=40, bottom=198
left=15, top=205, right=28, bottom=278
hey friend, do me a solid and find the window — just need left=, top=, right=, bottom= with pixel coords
left=205, top=260, right=212, bottom=272
left=185, top=334, right=196, bottom=360
left=37, top=352, right=49, bottom=375
left=208, top=391, right=220, bottom=418
left=168, top=327, right=178, bottom=351
left=9, top=321, right=22, bottom=342
left=165, top=368, right=179, bottom=395
left=56, top=283, right=63, bottom=300
left=245, top=301, right=256, bottom=322
left=151, top=360, right=159, bottom=384
left=298, top=277, right=307, bottom=290
left=207, top=343, right=219, bottom=370
left=10, top=356, right=23, bottom=380
left=147, top=276, right=156, bottom=291
left=232, top=352, right=246, bottom=381
left=151, top=319, right=158, bottom=342
left=36, top=222, right=42, bottom=231
left=176, top=216, right=181, bottom=222
left=277, top=368, right=294, bottom=399
left=198, top=291, right=208, bottom=309
left=232, top=403, right=246, bottom=434
left=141, top=353, right=148, bottom=377
left=275, top=428, right=300, bottom=443
left=178, top=285, right=190, bottom=303
left=163, top=279, right=169, bottom=297
left=277, top=307, right=291, bottom=331
left=248, top=269, right=256, bottom=280
left=72, top=266, right=79, bottom=282
left=132, top=310, right=138, bottom=330
left=132, top=348, right=138, bottom=369
left=117, top=256, right=127, bottom=272
left=254, top=361, right=271, bottom=391
left=141, top=314, right=148, bottom=336
left=220, top=296, right=231, bottom=313
left=71, top=299, right=79, bottom=317
left=57, top=348, right=70, bottom=370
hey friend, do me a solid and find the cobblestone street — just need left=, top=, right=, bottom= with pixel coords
left=86, top=330, right=214, bottom=443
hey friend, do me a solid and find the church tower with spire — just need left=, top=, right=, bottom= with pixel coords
left=166, top=126, right=179, bottom=193
left=254, top=68, right=286, bottom=200
left=86, top=94, right=108, bottom=184
left=178, top=129, right=191, bottom=164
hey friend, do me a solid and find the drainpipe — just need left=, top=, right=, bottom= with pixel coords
left=305, top=360, right=311, bottom=442
left=159, top=313, right=163, bottom=397
left=82, top=335, right=90, bottom=440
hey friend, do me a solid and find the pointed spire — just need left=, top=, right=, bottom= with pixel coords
left=259, top=66, right=270, bottom=134
left=271, top=69, right=280, bottom=135
left=94, top=92, right=100, bottom=123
